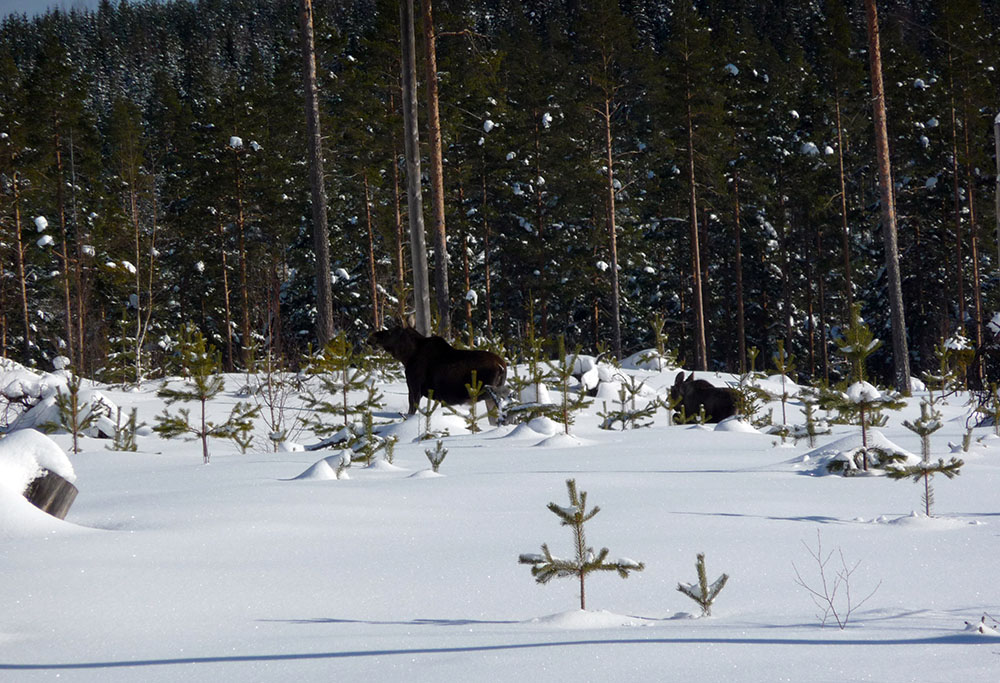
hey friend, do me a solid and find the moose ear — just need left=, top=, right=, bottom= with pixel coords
left=673, top=372, right=685, bottom=387
left=405, top=313, right=415, bottom=329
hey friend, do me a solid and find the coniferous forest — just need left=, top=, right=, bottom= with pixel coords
left=1, top=0, right=999, bottom=386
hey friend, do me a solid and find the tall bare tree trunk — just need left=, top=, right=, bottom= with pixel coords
left=362, top=173, right=380, bottom=329
left=399, top=0, right=431, bottom=335
left=218, top=219, right=234, bottom=371
left=481, top=170, right=493, bottom=338
left=864, top=0, right=911, bottom=393
left=686, top=90, right=708, bottom=371
left=834, top=96, right=854, bottom=317
left=233, top=145, right=251, bottom=367
left=732, top=172, right=747, bottom=374
left=11, top=170, right=30, bottom=359
left=962, top=92, right=983, bottom=383
left=392, top=139, right=407, bottom=322
left=601, top=96, right=623, bottom=359
left=299, top=0, right=334, bottom=346
left=420, top=0, right=450, bottom=337
left=53, top=131, right=75, bottom=368
left=68, top=130, right=88, bottom=373
left=994, top=114, right=1000, bottom=273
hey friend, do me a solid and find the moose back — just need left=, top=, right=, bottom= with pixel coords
left=369, top=326, right=507, bottom=417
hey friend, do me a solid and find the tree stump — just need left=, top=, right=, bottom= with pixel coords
left=23, top=469, right=78, bottom=520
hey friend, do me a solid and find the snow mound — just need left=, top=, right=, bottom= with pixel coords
left=378, top=413, right=469, bottom=443
left=751, top=374, right=800, bottom=399
left=533, top=432, right=591, bottom=448
left=714, top=416, right=760, bottom=433
left=409, top=469, right=444, bottom=479
left=519, top=383, right=553, bottom=405
left=366, top=459, right=408, bottom=472
left=529, top=609, right=653, bottom=629
left=293, top=452, right=351, bottom=481
left=0, top=429, right=77, bottom=495
left=799, top=430, right=918, bottom=474
left=621, top=349, right=672, bottom=371
left=882, top=511, right=975, bottom=530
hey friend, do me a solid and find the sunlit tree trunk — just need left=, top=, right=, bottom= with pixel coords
left=864, top=0, right=911, bottom=393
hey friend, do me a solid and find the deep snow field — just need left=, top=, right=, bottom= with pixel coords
left=1, top=357, right=998, bottom=682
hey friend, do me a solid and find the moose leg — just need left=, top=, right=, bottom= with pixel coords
left=484, top=385, right=504, bottom=426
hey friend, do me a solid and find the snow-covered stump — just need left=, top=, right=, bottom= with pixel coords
left=23, top=469, right=78, bottom=519
left=0, top=429, right=79, bottom=519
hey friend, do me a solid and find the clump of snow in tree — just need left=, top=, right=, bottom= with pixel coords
left=913, top=78, right=928, bottom=89
left=541, top=112, right=552, bottom=128
left=483, top=119, right=495, bottom=133
left=465, top=289, right=478, bottom=306
left=846, top=381, right=883, bottom=403
left=800, top=142, right=819, bottom=156
left=920, top=135, right=930, bottom=148
left=926, top=117, right=939, bottom=128
left=596, top=260, right=609, bottom=272
left=121, top=260, right=137, bottom=275
left=506, top=151, right=516, bottom=160
left=81, top=245, right=95, bottom=257
left=250, top=141, right=261, bottom=152
left=195, top=261, right=205, bottom=273
left=36, top=235, right=54, bottom=248
left=34, top=216, right=48, bottom=232
left=925, top=176, right=938, bottom=189
left=944, top=335, right=970, bottom=350
left=724, top=63, right=739, bottom=76
left=335, top=268, right=350, bottom=281
left=229, top=136, right=243, bottom=150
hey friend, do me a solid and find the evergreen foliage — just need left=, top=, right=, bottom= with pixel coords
left=519, top=478, right=644, bottom=611
left=0, top=0, right=997, bottom=381
left=676, top=553, right=729, bottom=617
left=153, top=327, right=259, bottom=463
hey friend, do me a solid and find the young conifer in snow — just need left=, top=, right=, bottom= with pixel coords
left=108, top=406, right=143, bottom=452
left=676, top=553, right=729, bottom=617
left=301, top=332, right=383, bottom=438
left=424, top=439, right=447, bottom=472
left=519, top=479, right=644, bottom=611
left=43, top=371, right=99, bottom=454
left=890, top=400, right=962, bottom=516
left=545, top=336, right=591, bottom=434
left=154, top=328, right=259, bottom=464
left=771, top=340, right=796, bottom=427
left=598, top=376, right=656, bottom=430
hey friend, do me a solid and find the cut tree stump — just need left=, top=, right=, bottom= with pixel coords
left=23, top=469, right=78, bottom=520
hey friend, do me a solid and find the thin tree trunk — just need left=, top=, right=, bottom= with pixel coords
left=218, top=219, right=234, bottom=371
left=68, top=130, right=87, bottom=373
left=12, top=171, right=30, bottom=359
left=299, top=0, right=334, bottom=346
left=481, top=170, right=493, bottom=338
left=420, top=0, right=450, bottom=337
left=400, top=0, right=432, bottom=336
left=363, top=173, right=380, bottom=329
left=732, top=172, right=747, bottom=374
left=961, top=92, right=983, bottom=380
left=53, top=130, right=75, bottom=368
left=864, top=0, right=911, bottom=393
left=947, top=44, right=966, bottom=332
left=994, top=114, right=1000, bottom=273
left=233, top=146, right=251, bottom=367
left=602, top=96, right=622, bottom=359
left=835, top=96, right=854, bottom=317
left=686, top=91, right=707, bottom=371
left=392, top=129, right=407, bottom=323
left=817, top=225, right=830, bottom=382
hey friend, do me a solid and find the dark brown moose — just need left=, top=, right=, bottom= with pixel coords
left=369, top=326, right=508, bottom=421
left=670, top=372, right=737, bottom=423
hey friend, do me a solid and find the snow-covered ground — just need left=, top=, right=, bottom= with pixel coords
left=1, top=360, right=998, bottom=681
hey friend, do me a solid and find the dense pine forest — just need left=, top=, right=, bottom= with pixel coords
left=1, top=0, right=998, bottom=386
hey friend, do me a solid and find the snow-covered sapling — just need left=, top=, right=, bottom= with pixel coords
left=792, top=387, right=830, bottom=447
left=820, top=381, right=904, bottom=471
left=153, top=329, right=259, bottom=464
left=424, top=440, right=448, bottom=472
left=771, top=340, right=796, bottom=427
left=519, top=479, right=644, bottom=611
left=598, top=376, right=656, bottom=430
left=301, top=333, right=383, bottom=437
left=889, top=399, right=961, bottom=516
left=44, top=372, right=99, bottom=454
left=107, top=406, right=143, bottom=452
left=544, top=336, right=592, bottom=434
left=676, top=553, right=729, bottom=617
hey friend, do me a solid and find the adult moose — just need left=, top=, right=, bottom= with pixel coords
left=670, top=372, right=737, bottom=423
left=369, top=325, right=508, bottom=422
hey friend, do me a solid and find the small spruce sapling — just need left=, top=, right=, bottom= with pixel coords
left=676, top=553, right=729, bottom=617
left=301, top=333, right=383, bottom=437
left=792, top=387, right=830, bottom=447
left=598, top=376, right=656, bottom=430
left=107, top=406, right=144, bottom=452
left=44, top=372, right=100, bottom=454
left=544, top=336, right=592, bottom=434
left=153, top=329, right=259, bottom=464
left=424, top=440, right=448, bottom=472
left=519, top=479, right=644, bottom=611
left=889, top=400, right=962, bottom=516
left=771, top=340, right=796, bottom=427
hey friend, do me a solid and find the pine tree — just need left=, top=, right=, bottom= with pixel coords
left=519, top=479, right=644, bottom=611
left=676, top=553, right=729, bottom=617
left=154, top=325, right=259, bottom=463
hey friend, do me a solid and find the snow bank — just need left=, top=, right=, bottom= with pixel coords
left=714, top=416, right=760, bottom=433
left=528, top=609, right=654, bottom=629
